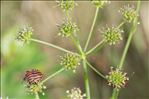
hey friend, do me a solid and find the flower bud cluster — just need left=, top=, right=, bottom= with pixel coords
left=119, top=4, right=138, bottom=23
left=57, top=0, right=79, bottom=38
left=16, top=27, right=33, bottom=44
left=60, top=53, right=80, bottom=72
left=91, top=0, right=109, bottom=8
left=106, top=67, right=129, bottom=89
left=101, top=26, right=123, bottom=45
left=57, top=0, right=77, bottom=13
left=58, top=20, right=79, bottom=37
left=66, top=87, right=86, bottom=99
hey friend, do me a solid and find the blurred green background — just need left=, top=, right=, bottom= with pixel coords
left=1, top=1, right=149, bottom=99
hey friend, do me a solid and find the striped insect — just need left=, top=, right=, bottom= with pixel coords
left=24, top=69, right=43, bottom=84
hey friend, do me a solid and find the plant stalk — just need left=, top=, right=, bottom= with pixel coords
left=70, top=35, right=91, bottom=99
left=73, top=41, right=91, bottom=99
left=111, top=89, right=119, bottom=99
left=70, top=36, right=83, bottom=55
left=30, top=38, right=79, bottom=56
left=118, top=1, right=141, bottom=69
left=35, top=92, right=40, bottom=99
left=86, top=39, right=105, bottom=55
left=41, top=68, right=65, bottom=84
left=117, top=21, right=125, bottom=29
left=85, top=60, right=106, bottom=79
left=111, top=1, right=141, bottom=99
left=83, top=59, right=91, bottom=99
left=84, top=7, right=99, bottom=51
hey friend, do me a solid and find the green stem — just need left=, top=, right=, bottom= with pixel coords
left=30, top=38, right=79, bottom=56
left=86, top=39, right=105, bottom=55
left=111, top=1, right=141, bottom=99
left=70, top=35, right=91, bottom=99
left=41, top=68, right=65, bottom=84
left=111, top=89, right=119, bottom=99
left=117, top=21, right=125, bottom=29
left=69, top=27, right=91, bottom=99
left=84, top=7, right=99, bottom=51
left=119, top=30, right=133, bottom=69
left=66, top=11, right=71, bottom=21
left=70, top=36, right=82, bottom=54
left=85, top=60, right=106, bottom=79
left=35, top=92, right=40, bottom=99
left=83, top=59, right=91, bottom=99
left=119, top=1, right=141, bottom=69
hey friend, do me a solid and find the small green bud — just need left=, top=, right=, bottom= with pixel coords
left=26, top=84, right=46, bottom=95
left=101, top=26, right=123, bottom=45
left=16, top=27, right=33, bottom=44
left=119, top=4, right=138, bottom=23
left=58, top=20, right=79, bottom=37
left=106, top=67, right=129, bottom=89
left=91, top=0, right=109, bottom=8
left=60, top=53, right=80, bottom=72
left=57, top=0, right=77, bottom=13
left=66, top=87, right=86, bottom=99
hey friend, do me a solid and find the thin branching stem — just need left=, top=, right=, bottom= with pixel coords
left=85, top=19, right=126, bottom=56
left=111, top=1, right=141, bottom=99
left=70, top=36, right=82, bottom=54
left=85, top=20, right=125, bottom=56
left=41, top=68, right=65, bottom=84
left=86, top=39, right=105, bottom=55
left=85, top=60, right=106, bottom=79
left=35, top=92, right=40, bottom=99
left=30, top=38, right=80, bottom=56
left=119, top=1, right=141, bottom=69
left=83, top=59, right=91, bottom=99
left=117, top=21, right=125, bottom=29
left=70, top=34, right=91, bottom=99
left=84, top=7, right=99, bottom=51
left=72, top=40, right=91, bottom=99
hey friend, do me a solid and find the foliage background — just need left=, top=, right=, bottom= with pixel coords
left=1, top=1, right=149, bottom=99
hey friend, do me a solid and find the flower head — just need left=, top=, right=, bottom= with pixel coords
left=60, top=53, right=80, bottom=72
left=66, top=87, right=86, bottom=99
left=101, top=26, right=123, bottom=45
left=57, top=0, right=77, bottom=13
left=91, top=0, right=109, bottom=8
left=23, top=69, right=46, bottom=95
left=16, top=27, right=33, bottom=44
left=119, top=4, right=137, bottom=23
left=25, top=83, right=46, bottom=95
left=106, top=67, right=129, bottom=89
left=58, top=20, right=79, bottom=37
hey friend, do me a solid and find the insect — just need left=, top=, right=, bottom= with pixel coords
left=23, top=69, right=43, bottom=84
